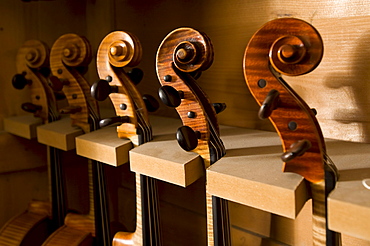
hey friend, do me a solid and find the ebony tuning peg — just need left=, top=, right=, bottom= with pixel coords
left=158, top=85, right=184, bottom=107
left=176, top=125, right=200, bottom=151
left=12, top=73, right=31, bottom=90
left=91, top=79, right=118, bottom=101
left=281, top=139, right=311, bottom=162
left=38, top=67, right=51, bottom=78
left=59, top=106, right=82, bottom=114
left=127, top=68, right=144, bottom=85
left=258, top=89, right=280, bottom=120
left=99, top=116, right=130, bottom=128
left=213, top=103, right=226, bottom=114
left=49, top=76, right=69, bottom=91
left=54, top=92, right=66, bottom=100
left=21, top=102, right=42, bottom=113
left=143, top=94, right=159, bottom=112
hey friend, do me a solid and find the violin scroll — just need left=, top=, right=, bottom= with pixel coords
left=13, top=40, right=56, bottom=123
left=243, top=18, right=325, bottom=183
left=156, top=27, right=224, bottom=163
left=50, top=33, right=94, bottom=131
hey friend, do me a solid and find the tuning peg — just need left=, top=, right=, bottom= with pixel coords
left=143, top=94, right=159, bottom=112
left=38, top=67, right=51, bottom=78
left=59, top=106, right=82, bottom=114
left=213, top=103, right=226, bottom=114
left=54, top=92, right=66, bottom=100
left=91, top=79, right=119, bottom=101
left=311, top=108, right=317, bottom=116
left=158, top=85, right=184, bottom=107
left=176, top=125, right=200, bottom=151
left=21, top=102, right=42, bottom=113
left=49, top=76, right=69, bottom=91
left=12, top=73, right=31, bottom=90
left=127, top=68, right=144, bottom=85
left=281, top=139, right=311, bottom=162
left=258, top=89, right=280, bottom=120
left=99, top=116, right=130, bottom=128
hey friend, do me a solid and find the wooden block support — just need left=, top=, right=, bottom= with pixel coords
left=207, top=128, right=307, bottom=219
left=36, top=117, right=83, bottom=151
left=3, top=115, right=42, bottom=139
left=129, top=117, right=202, bottom=187
left=326, top=140, right=370, bottom=241
left=76, top=125, right=132, bottom=166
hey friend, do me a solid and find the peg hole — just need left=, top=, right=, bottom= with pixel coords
left=288, top=121, right=297, bottom=131
left=258, top=79, right=267, bottom=88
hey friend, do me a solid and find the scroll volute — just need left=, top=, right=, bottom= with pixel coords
left=13, top=40, right=55, bottom=123
left=243, top=18, right=325, bottom=183
left=156, top=27, right=219, bottom=166
left=50, top=33, right=94, bottom=132
left=95, top=31, right=145, bottom=143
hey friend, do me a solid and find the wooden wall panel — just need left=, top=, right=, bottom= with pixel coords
left=1, top=0, right=370, bottom=243
left=107, top=0, right=370, bottom=143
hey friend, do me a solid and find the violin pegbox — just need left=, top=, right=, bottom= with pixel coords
left=50, top=34, right=93, bottom=131
left=92, top=31, right=155, bottom=146
left=12, top=40, right=56, bottom=123
left=243, top=18, right=325, bottom=183
left=156, top=27, right=224, bottom=167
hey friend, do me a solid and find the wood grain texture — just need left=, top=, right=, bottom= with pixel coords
left=96, top=30, right=161, bottom=245
left=156, top=27, right=228, bottom=246
left=45, top=33, right=100, bottom=244
left=243, top=18, right=325, bottom=183
left=0, top=201, right=50, bottom=246
left=156, top=27, right=217, bottom=168
left=96, top=31, right=144, bottom=146
left=0, top=40, right=57, bottom=245
left=243, top=18, right=338, bottom=246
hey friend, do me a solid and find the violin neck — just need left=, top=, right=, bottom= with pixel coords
left=207, top=129, right=230, bottom=246
left=48, top=146, right=66, bottom=230
left=92, top=160, right=111, bottom=246
left=139, top=174, right=161, bottom=245
left=310, top=169, right=341, bottom=246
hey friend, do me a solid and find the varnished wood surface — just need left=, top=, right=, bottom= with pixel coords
left=2, top=1, right=370, bottom=245
left=45, top=33, right=101, bottom=245
left=96, top=30, right=163, bottom=246
left=0, top=39, right=60, bottom=245
left=243, top=18, right=339, bottom=246
left=0, top=201, right=50, bottom=246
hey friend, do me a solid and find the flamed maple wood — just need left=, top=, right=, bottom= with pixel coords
left=156, top=27, right=228, bottom=246
left=243, top=18, right=340, bottom=246
left=44, top=33, right=107, bottom=245
left=0, top=40, right=62, bottom=246
left=94, top=31, right=160, bottom=246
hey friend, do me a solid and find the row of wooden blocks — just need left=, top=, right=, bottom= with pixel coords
left=3, top=113, right=370, bottom=245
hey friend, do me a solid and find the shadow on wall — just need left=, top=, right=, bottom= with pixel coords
left=324, top=31, right=370, bottom=142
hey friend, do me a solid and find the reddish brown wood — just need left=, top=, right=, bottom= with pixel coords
left=45, top=33, right=97, bottom=245
left=243, top=18, right=339, bottom=246
left=96, top=30, right=160, bottom=246
left=50, top=33, right=95, bottom=134
left=156, top=27, right=228, bottom=246
left=0, top=40, right=56, bottom=245
left=156, top=27, right=218, bottom=168
left=243, top=18, right=325, bottom=183
left=96, top=31, right=146, bottom=145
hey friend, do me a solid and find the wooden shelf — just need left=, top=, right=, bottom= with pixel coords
left=36, top=117, right=83, bottom=151
left=207, top=127, right=307, bottom=219
left=326, top=140, right=370, bottom=241
left=75, top=125, right=132, bottom=166
left=74, top=115, right=187, bottom=172
left=3, top=115, right=42, bottom=139
left=129, top=116, right=203, bottom=187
